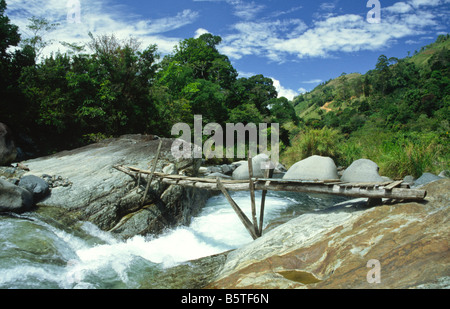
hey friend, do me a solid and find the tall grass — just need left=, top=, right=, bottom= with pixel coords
left=339, top=130, right=448, bottom=178
left=377, top=134, right=447, bottom=178
left=282, top=127, right=449, bottom=178
left=281, top=127, right=342, bottom=168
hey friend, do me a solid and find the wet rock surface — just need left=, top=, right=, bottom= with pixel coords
left=0, top=178, right=33, bottom=213
left=18, top=134, right=210, bottom=239
left=207, top=179, right=450, bottom=289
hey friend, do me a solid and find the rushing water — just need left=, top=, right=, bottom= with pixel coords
left=0, top=191, right=347, bottom=289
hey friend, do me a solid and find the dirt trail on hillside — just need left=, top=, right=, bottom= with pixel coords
left=321, top=101, right=333, bottom=113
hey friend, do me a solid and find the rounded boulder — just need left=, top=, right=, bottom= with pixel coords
left=0, top=178, right=33, bottom=213
left=341, top=159, right=384, bottom=183
left=232, top=154, right=273, bottom=180
left=283, top=155, right=339, bottom=181
left=18, top=175, right=50, bottom=203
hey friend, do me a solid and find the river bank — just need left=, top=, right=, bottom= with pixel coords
left=0, top=134, right=448, bottom=289
left=1, top=135, right=211, bottom=239
left=207, top=179, right=449, bottom=289
left=0, top=188, right=348, bottom=288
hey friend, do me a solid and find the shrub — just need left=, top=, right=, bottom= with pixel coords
left=281, top=127, right=342, bottom=167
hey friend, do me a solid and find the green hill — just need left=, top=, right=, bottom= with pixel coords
left=294, top=72, right=362, bottom=122
left=408, top=35, right=450, bottom=68
left=283, top=34, right=449, bottom=178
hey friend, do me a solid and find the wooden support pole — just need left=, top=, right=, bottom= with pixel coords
left=216, top=178, right=258, bottom=240
left=141, top=139, right=163, bottom=206
left=258, top=167, right=274, bottom=237
left=247, top=154, right=259, bottom=235
left=136, top=172, right=141, bottom=191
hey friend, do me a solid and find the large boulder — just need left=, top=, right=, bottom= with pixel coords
left=341, top=159, right=384, bottom=183
left=20, top=134, right=210, bottom=239
left=232, top=154, right=273, bottom=180
left=283, top=156, right=339, bottom=181
left=0, top=123, right=17, bottom=166
left=0, top=178, right=33, bottom=213
left=18, top=175, right=50, bottom=203
left=208, top=179, right=450, bottom=289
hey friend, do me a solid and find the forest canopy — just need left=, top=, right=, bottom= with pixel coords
left=0, top=2, right=298, bottom=156
left=1, top=0, right=448, bottom=178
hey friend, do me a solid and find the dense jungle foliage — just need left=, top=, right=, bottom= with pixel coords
left=1, top=0, right=448, bottom=178
left=0, top=0, right=298, bottom=157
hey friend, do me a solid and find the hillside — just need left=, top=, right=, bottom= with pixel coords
left=294, top=72, right=362, bottom=122
left=293, top=35, right=449, bottom=125
left=283, top=35, right=449, bottom=178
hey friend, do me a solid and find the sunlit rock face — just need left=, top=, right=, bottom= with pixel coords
left=21, top=134, right=209, bottom=239
left=208, top=179, right=450, bottom=289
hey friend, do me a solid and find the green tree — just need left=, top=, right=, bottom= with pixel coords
left=184, top=79, right=228, bottom=124
left=268, top=97, right=300, bottom=145
left=228, top=103, right=263, bottom=124
left=166, top=33, right=237, bottom=89
left=0, top=0, right=20, bottom=59
left=230, top=75, right=277, bottom=114
left=374, top=54, right=392, bottom=94
left=19, top=33, right=161, bottom=149
left=0, top=0, right=35, bottom=132
left=21, top=16, right=59, bottom=61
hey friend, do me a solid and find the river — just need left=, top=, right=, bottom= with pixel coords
left=0, top=191, right=347, bottom=289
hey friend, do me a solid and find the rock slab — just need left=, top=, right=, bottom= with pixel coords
left=20, top=134, right=209, bottom=239
left=413, top=173, right=443, bottom=188
left=208, top=179, right=450, bottom=289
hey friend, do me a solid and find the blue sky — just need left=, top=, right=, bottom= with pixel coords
left=6, top=0, right=450, bottom=100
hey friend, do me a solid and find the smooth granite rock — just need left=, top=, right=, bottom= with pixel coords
left=283, top=155, right=339, bottom=181
left=208, top=179, right=450, bottom=289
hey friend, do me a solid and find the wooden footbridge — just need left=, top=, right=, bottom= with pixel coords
left=114, top=142, right=427, bottom=239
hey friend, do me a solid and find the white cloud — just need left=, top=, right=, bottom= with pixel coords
left=227, top=0, right=265, bottom=20
left=319, top=2, right=337, bottom=12
left=194, top=28, right=210, bottom=38
left=270, top=6, right=303, bottom=18
left=6, top=0, right=199, bottom=56
left=405, top=39, right=422, bottom=45
left=408, top=0, right=442, bottom=8
left=303, top=79, right=323, bottom=84
left=136, top=10, right=199, bottom=35
left=384, top=2, right=413, bottom=14
left=237, top=71, right=256, bottom=78
left=298, top=87, right=308, bottom=94
left=220, top=19, right=307, bottom=61
left=221, top=1, right=445, bottom=62
left=271, top=78, right=298, bottom=101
